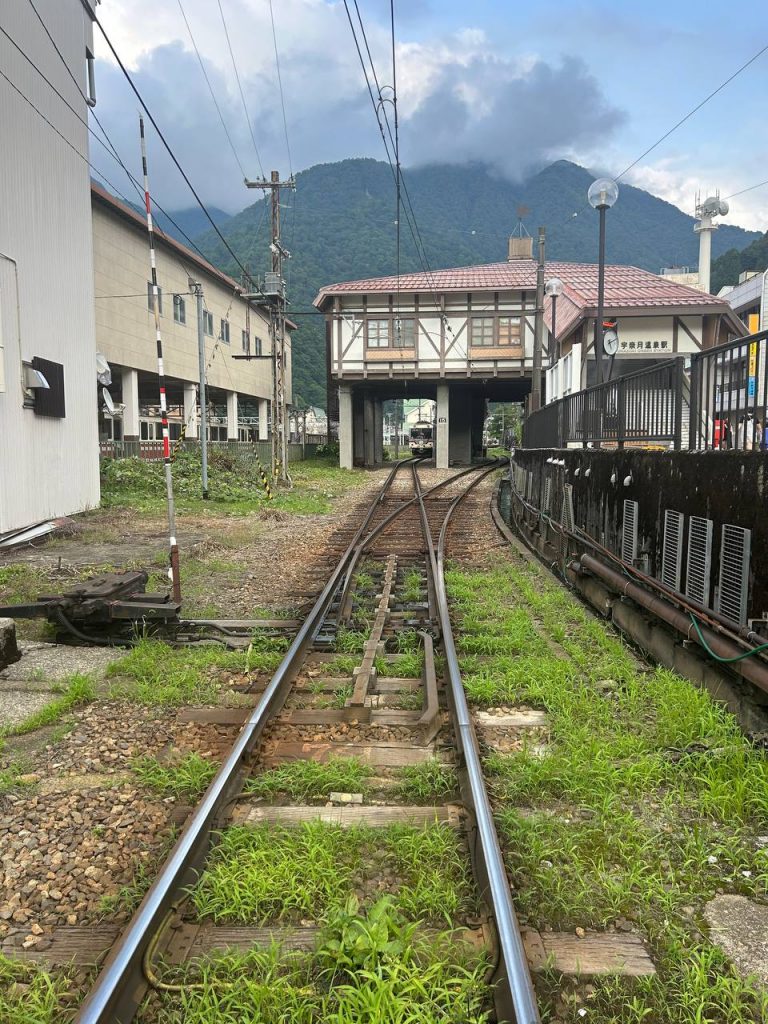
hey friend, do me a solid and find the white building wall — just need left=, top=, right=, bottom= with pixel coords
left=331, top=291, right=535, bottom=378
left=0, top=1, right=100, bottom=533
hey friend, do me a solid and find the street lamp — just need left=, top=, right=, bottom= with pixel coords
left=545, top=277, right=563, bottom=368
left=587, top=177, right=618, bottom=386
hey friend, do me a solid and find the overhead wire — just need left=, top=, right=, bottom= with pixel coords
left=268, top=0, right=293, bottom=177
left=342, top=1, right=452, bottom=333
left=91, top=8, right=259, bottom=288
left=724, top=178, right=768, bottom=201
left=615, top=42, right=768, bottom=181
left=216, top=0, right=265, bottom=179
left=176, top=0, right=248, bottom=182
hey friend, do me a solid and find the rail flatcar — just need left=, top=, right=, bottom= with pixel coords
left=409, top=420, right=434, bottom=457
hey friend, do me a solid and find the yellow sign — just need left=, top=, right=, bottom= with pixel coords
left=748, top=313, right=760, bottom=334
left=749, top=342, right=757, bottom=378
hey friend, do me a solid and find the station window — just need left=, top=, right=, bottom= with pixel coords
left=147, top=282, right=163, bottom=315
left=471, top=315, right=521, bottom=346
left=367, top=318, right=389, bottom=348
left=220, top=319, right=230, bottom=344
left=366, top=317, right=416, bottom=348
left=497, top=316, right=521, bottom=345
left=203, top=310, right=214, bottom=336
left=241, top=329, right=250, bottom=354
left=254, top=336, right=263, bottom=356
left=173, top=294, right=186, bottom=325
left=470, top=317, right=494, bottom=345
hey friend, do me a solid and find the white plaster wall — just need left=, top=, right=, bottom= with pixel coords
left=0, top=0, right=100, bottom=533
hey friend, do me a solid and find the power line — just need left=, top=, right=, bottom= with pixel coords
left=92, top=8, right=258, bottom=288
left=342, top=1, right=449, bottom=325
left=616, top=42, right=768, bottom=180
left=268, top=0, right=293, bottom=176
left=176, top=0, right=247, bottom=182
left=216, top=0, right=265, bottom=178
left=725, top=178, right=768, bottom=201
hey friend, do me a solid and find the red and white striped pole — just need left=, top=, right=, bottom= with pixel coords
left=139, top=115, right=181, bottom=603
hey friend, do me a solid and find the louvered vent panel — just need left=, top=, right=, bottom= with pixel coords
left=661, top=510, right=685, bottom=592
left=543, top=477, right=552, bottom=515
left=685, top=516, right=713, bottom=607
left=622, top=500, right=639, bottom=564
left=560, top=484, right=574, bottom=531
left=716, top=525, right=751, bottom=625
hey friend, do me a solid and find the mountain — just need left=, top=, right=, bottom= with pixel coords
left=191, top=158, right=760, bottom=409
left=711, top=231, right=768, bottom=294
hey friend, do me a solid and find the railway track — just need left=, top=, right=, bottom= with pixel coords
left=74, top=457, right=540, bottom=1024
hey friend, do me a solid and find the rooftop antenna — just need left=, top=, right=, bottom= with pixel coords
left=512, top=204, right=531, bottom=238
left=694, top=189, right=729, bottom=294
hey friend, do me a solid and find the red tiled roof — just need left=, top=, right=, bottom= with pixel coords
left=314, top=259, right=729, bottom=312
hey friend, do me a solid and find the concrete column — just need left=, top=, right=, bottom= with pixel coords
left=436, top=383, right=450, bottom=468
left=373, top=399, right=384, bottom=465
left=183, top=383, right=198, bottom=438
left=363, top=395, right=375, bottom=467
left=121, top=367, right=140, bottom=440
left=338, top=385, right=353, bottom=469
left=258, top=398, right=269, bottom=440
left=449, top=386, right=472, bottom=464
left=226, top=391, right=239, bottom=441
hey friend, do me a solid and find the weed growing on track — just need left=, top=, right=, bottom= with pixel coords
left=335, top=627, right=368, bottom=654
left=191, top=822, right=472, bottom=925
left=448, top=553, right=768, bottom=1022
left=132, top=751, right=218, bottom=800
left=107, top=638, right=285, bottom=705
left=139, top=899, right=490, bottom=1024
left=401, top=568, right=424, bottom=603
left=396, top=760, right=458, bottom=803
left=0, top=954, right=76, bottom=1024
left=244, top=757, right=374, bottom=802
left=0, top=673, right=95, bottom=739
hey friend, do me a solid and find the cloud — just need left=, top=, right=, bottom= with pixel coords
left=90, top=2, right=623, bottom=210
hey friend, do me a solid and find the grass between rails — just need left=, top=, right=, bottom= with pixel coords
left=139, top=898, right=490, bottom=1024
left=447, top=553, right=768, bottom=1023
left=192, top=821, right=473, bottom=926
left=100, top=451, right=368, bottom=517
left=0, top=954, right=79, bottom=1024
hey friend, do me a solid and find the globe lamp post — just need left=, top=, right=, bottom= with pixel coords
left=544, top=277, right=563, bottom=368
left=587, top=177, right=618, bottom=386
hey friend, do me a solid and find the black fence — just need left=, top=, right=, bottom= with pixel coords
left=689, top=329, right=768, bottom=451
left=523, top=329, right=768, bottom=452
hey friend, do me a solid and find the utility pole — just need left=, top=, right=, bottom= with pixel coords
left=531, top=226, right=546, bottom=412
left=190, top=280, right=209, bottom=499
left=246, top=170, right=295, bottom=483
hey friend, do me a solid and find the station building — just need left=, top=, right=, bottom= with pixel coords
left=92, top=184, right=290, bottom=447
left=315, top=244, right=742, bottom=468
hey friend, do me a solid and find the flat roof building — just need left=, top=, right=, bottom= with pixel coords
left=92, top=184, right=291, bottom=446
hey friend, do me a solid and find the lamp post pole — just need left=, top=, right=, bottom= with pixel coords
left=545, top=277, right=563, bottom=372
left=587, top=178, right=619, bottom=389
left=595, top=206, right=607, bottom=386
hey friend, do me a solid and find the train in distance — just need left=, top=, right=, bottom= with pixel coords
left=409, top=420, right=434, bottom=457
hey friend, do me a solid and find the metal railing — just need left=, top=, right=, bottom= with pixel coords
left=524, top=358, right=685, bottom=449
left=98, top=439, right=322, bottom=462
left=689, top=328, right=768, bottom=451
left=523, top=329, right=768, bottom=452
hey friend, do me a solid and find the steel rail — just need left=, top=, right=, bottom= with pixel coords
left=427, top=461, right=541, bottom=1024
left=336, top=459, right=501, bottom=622
left=75, top=457, right=414, bottom=1024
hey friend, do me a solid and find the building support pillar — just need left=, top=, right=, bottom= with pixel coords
left=363, top=394, right=375, bottom=467
left=373, top=399, right=384, bottom=465
left=121, top=367, right=140, bottom=441
left=183, top=383, right=198, bottom=439
left=436, top=383, right=450, bottom=468
left=258, top=398, right=269, bottom=440
left=338, top=385, right=353, bottom=470
left=226, top=391, right=239, bottom=441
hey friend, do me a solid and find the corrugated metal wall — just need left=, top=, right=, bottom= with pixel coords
left=0, top=0, right=100, bottom=533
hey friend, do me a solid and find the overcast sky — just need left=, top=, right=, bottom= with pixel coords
left=92, top=0, right=768, bottom=231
